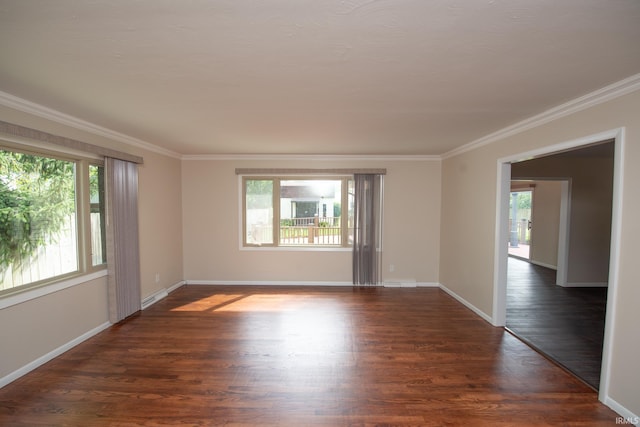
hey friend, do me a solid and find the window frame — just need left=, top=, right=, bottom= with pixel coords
left=87, top=162, right=107, bottom=267
left=0, top=141, right=106, bottom=299
left=241, top=175, right=353, bottom=250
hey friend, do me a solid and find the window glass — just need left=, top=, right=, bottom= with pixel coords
left=243, top=177, right=353, bottom=248
left=279, top=180, right=342, bottom=246
left=1, top=150, right=78, bottom=291
left=245, top=179, right=274, bottom=245
left=347, top=179, right=355, bottom=246
left=89, top=164, right=106, bottom=266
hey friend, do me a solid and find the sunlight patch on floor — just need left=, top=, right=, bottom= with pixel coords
left=171, top=293, right=245, bottom=312
left=171, top=293, right=321, bottom=312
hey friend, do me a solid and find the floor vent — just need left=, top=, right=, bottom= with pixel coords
left=383, top=280, right=417, bottom=288
left=141, top=296, right=156, bottom=309
left=141, top=289, right=168, bottom=310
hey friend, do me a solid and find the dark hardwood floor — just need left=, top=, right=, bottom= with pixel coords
left=0, top=285, right=618, bottom=426
left=506, top=257, right=608, bottom=390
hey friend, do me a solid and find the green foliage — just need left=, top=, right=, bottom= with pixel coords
left=517, top=192, right=532, bottom=210
left=89, top=164, right=102, bottom=202
left=246, top=179, right=273, bottom=209
left=0, top=150, right=75, bottom=272
left=509, top=191, right=532, bottom=210
left=280, top=219, right=294, bottom=227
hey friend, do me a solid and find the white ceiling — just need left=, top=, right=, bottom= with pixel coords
left=1, top=0, right=639, bottom=156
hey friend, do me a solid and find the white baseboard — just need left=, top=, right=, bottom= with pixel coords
left=0, top=321, right=111, bottom=389
left=529, top=260, right=558, bottom=270
left=417, top=282, right=440, bottom=287
left=383, top=281, right=439, bottom=288
left=438, top=283, right=493, bottom=324
left=509, top=256, right=557, bottom=270
left=5, top=278, right=636, bottom=423
left=141, top=289, right=168, bottom=309
left=187, top=280, right=439, bottom=288
left=604, top=396, right=639, bottom=425
left=179, top=280, right=490, bottom=328
left=186, top=280, right=353, bottom=287
left=167, top=280, right=186, bottom=293
left=560, top=282, right=608, bottom=288
left=141, top=281, right=186, bottom=310
left=384, top=279, right=416, bottom=288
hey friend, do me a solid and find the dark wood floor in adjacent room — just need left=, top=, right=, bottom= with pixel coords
left=506, top=257, right=608, bottom=390
left=0, top=285, right=618, bottom=426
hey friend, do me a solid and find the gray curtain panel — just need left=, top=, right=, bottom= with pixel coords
left=352, top=174, right=382, bottom=285
left=105, top=157, right=141, bottom=323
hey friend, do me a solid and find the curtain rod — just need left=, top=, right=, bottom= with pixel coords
left=0, top=120, right=144, bottom=164
left=235, top=168, right=386, bottom=175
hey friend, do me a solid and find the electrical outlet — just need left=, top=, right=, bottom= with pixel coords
left=155, top=273, right=160, bottom=283
left=389, top=264, right=395, bottom=272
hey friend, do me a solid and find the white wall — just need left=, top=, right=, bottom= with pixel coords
left=137, top=150, right=184, bottom=297
left=512, top=148, right=614, bottom=284
left=0, top=104, right=184, bottom=381
left=182, top=158, right=441, bottom=285
left=440, top=89, right=640, bottom=416
left=529, top=181, right=563, bottom=269
left=0, top=276, right=108, bottom=380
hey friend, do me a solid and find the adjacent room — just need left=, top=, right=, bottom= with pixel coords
left=1, top=1, right=639, bottom=425
left=506, top=142, right=615, bottom=391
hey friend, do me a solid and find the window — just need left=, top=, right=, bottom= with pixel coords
left=0, top=147, right=105, bottom=295
left=243, top=177, right=354, bottom=248
left=89, top=164, right=106, bottom=266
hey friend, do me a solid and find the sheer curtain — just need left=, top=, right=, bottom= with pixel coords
left=105, top=158, right=141, bottom=323
left=352, top=174, right=382, bottom=286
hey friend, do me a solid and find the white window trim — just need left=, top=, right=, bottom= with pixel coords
left=0, top=140, right=107, bottom=300
left=239, top=175, right=354, bottom=251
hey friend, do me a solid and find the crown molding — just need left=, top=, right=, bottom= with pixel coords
left=181, top=153, right=440, bottom=161
left=0, top=90, right=182, bottom=159
left=4, top=71, right=639, bottom=162
left=442, top=72, right=640, bottom=159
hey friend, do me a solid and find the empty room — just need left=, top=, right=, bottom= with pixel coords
left=1, top=1, right=639, bottom=425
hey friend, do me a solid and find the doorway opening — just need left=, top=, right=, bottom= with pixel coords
left=508, top=187, right=533, bottom=260
left=493, top=130, right=622, bottom=402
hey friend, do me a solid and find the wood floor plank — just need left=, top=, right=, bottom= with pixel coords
left=0, top=285, right=619, bottom=426
left=506, top=258, right=607, bottom=389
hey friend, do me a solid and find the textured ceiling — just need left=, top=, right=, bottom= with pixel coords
left=1, top=0, right=639, bottom=156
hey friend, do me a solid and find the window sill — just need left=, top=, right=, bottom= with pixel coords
left=0, top=269, right=108, bottom=310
